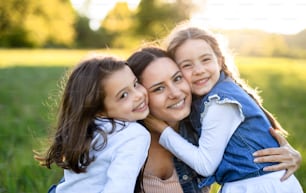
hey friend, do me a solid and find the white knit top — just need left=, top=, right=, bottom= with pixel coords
left=142, top=169, right=184, bottom=193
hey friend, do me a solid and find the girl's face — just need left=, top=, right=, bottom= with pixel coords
left=102, top=65, right=149, bottom=121
left=141, top=57, right=192, bottom=127
left=174, top=39, right=222, bottom=97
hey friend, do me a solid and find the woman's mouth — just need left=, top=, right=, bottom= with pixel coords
left=168, top=99, right=185, bottom=109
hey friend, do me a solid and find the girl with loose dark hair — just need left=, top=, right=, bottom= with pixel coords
left=36, top=54, right=150, bottom=193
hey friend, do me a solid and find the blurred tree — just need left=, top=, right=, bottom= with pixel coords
left=101, top=2, right=139, bottom=48
left=102, top=2, right=134, bottom=33
left=135, top=0, right=193, bottom=40
left=74, top=16, right=114, bottom=48
left=0, top=0, right=76, bottom=47
left=286, top=29, right=306, bottom=50
left=223, top=29, right=306, bottom=58
left=262, top=34, right=289, bottom=57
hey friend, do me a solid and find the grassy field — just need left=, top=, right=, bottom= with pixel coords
left=0, top=49, right=305, bottom=192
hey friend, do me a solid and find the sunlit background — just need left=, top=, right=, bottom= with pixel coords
left=1, top=0, right=306, bottom=58
left=0, top=1, right=306, bottom=193
left=71, top=0, right=306, bottom=34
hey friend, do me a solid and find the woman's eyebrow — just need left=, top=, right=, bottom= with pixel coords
left=171, top=71, right=181, bottom=79
left=148, top=82, right=162, bottom=90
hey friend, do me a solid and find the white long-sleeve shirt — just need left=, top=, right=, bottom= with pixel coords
left=56, top=119, right=150, bottom=193
left=159, top=101, right=243, bottom=176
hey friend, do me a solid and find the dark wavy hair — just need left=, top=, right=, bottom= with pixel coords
left=36, top=55, right=127, bottom=173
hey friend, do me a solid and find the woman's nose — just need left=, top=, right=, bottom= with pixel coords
left=168, top=85, right=181, bottom=99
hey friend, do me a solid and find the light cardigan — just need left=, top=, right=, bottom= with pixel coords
left=56, top=119, right=150, bottom=193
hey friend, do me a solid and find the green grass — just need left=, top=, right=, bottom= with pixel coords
left=0, top=50, right=305, bottom=192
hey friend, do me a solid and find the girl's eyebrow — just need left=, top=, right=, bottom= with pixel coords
left=148, top=71, right=181, bottom=90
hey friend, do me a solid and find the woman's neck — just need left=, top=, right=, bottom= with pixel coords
left=167, top=121, right=179, bottom=132
left=145, top=131, right=175, bottom=179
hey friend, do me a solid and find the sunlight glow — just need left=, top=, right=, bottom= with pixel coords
left=190, top=0, right=306, bottom=34
left=71, top=0, right=306, bottom=34
left=70, top=0, right=141, bottom=30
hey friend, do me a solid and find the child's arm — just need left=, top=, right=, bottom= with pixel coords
left=103, top=124, right=150, bottom=193
left=159, top=101, right=243, bottom=176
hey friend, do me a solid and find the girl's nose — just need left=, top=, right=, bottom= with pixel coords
left=193, top=62, right=204, bottom=75
left=134, top=88, right=145, bottom=100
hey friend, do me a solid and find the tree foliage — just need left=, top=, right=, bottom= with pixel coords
left=101, top=2, right=139, bottom=48
left=74, top=16, right=114, bottom=48
left=1, top=0, right=305, bottom=58
left=0, top=0, right=76, bottom=47
left=102, top=2, right=134, bottom=33
left=134, top=0, right=193, bottom=40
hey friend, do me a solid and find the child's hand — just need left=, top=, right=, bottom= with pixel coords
left=144, top=114, right=168, bottom=133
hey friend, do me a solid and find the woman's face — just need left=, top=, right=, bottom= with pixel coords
left=140, top=57, right=192, bottom=126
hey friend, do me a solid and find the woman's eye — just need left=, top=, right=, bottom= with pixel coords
left=174, top=75, right=183, bottom=82
left=152, top=86, right=164, bottom=92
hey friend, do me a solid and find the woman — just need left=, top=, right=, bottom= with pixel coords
left=126, top=46, right=301, bottom=193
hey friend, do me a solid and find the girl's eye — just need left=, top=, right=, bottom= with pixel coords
left=120, top=92, right=128, bottom=99
left=181, top=63, right=192, bottom=69
left=202, top=58, right=211, bottom=62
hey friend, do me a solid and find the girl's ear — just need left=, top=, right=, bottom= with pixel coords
left=96, top=111, right=107, bottom=118
left=218, top=56, right=225, bottom=69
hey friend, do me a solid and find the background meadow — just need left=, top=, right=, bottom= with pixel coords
left=0, top=49, right=305, bottom=192
left=2, top=0, right=306, bottom=192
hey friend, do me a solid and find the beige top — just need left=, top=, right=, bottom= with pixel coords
left=142, top=169, right=184, bottom=193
